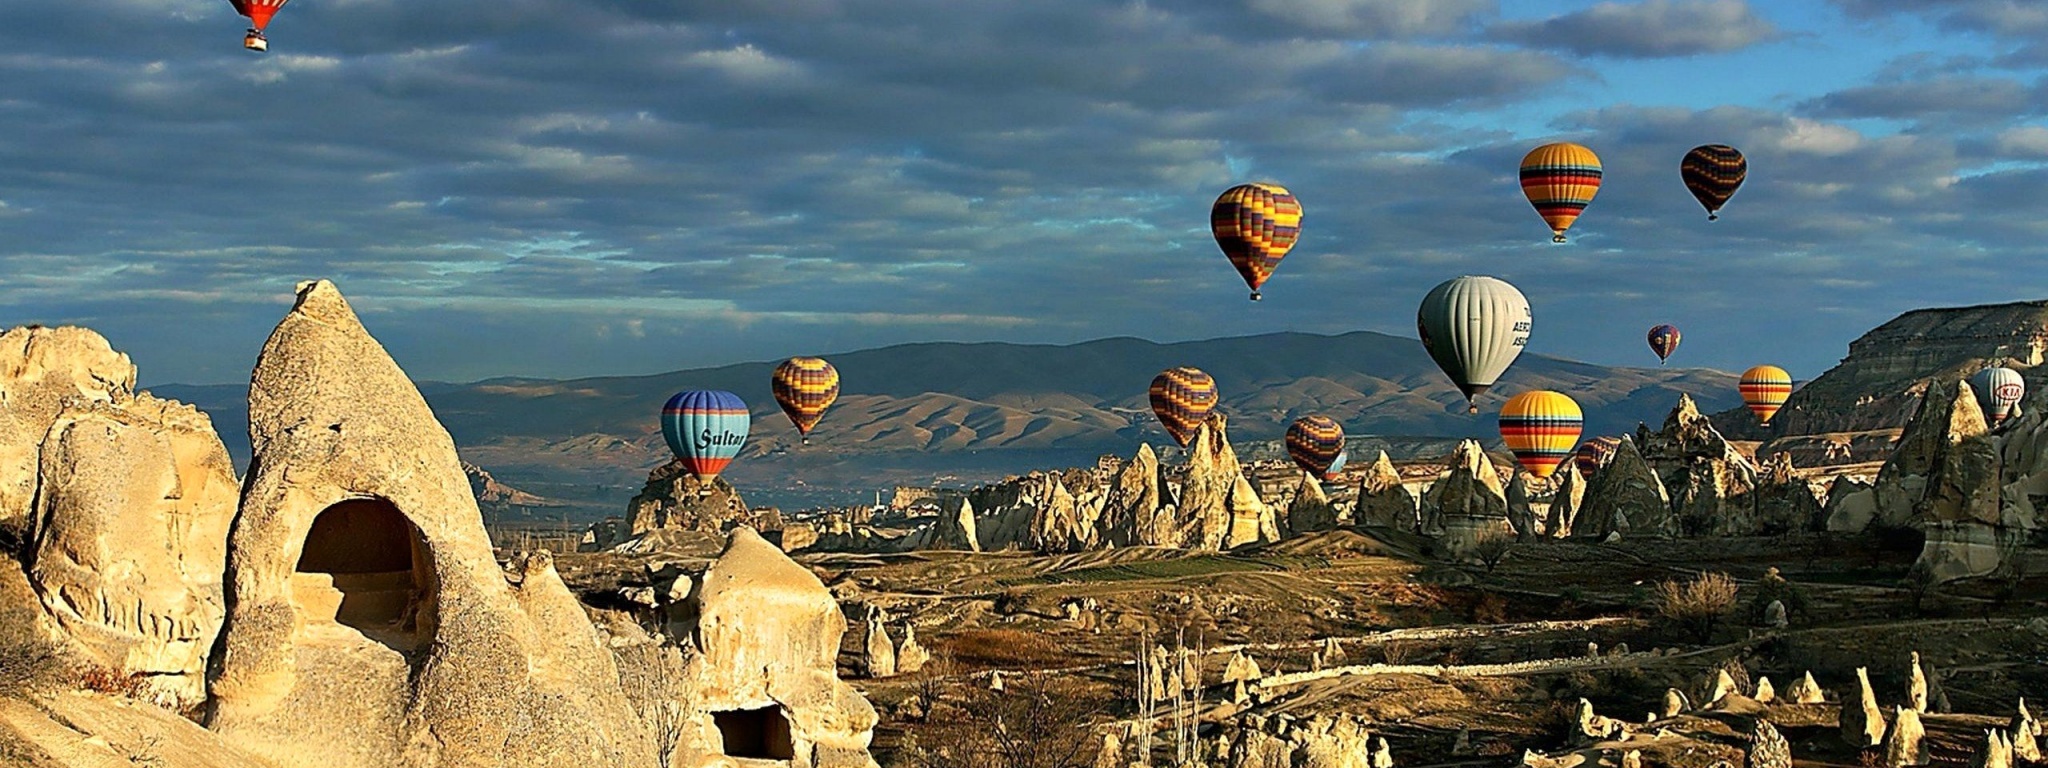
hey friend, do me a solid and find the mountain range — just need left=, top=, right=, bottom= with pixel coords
left=151, top=330, right=1742, bottom=515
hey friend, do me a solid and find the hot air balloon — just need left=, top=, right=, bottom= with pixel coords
left=1681, top=144, right=1747, bottom=220
left=229, top=0, right=289, bottom=51
left=1739, top=366, right=1792, bottom=426
left=1648, top=324, right=1681, bottom=365
left=1499, top=391, right=1583, bottom=479
left=1520, top=143, right=1602, bottom=243
left=1149, top=367, right=1219, bottom=447
left=1211, top=183, right=1303, bottom=301
left=1418, top=276, right=1532, bottom=414
left=1572, top=436, right=1622, bottom=479
left=1286, top=415, right=1346, bottom=479
left=661, top=390, right=751, bottom=483
left=1970, top=366, right=2026, bottom=426
left=1326, top=450, right=1349, bottom=477
left=771, top=357, right=840, bottom=445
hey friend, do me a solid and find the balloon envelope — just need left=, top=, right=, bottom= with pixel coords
left=1740, top=366, right=1793, bottom=426
left=1520, top=143, right=1602, bottom=243
left=1418, top=276, right=1531, bottom=412
left=1149, top=367, right=1219, bottom=447
left=1211, top=183, right=1303, bottom=300
left=1647, top=324, right=1681, bottom=364
left=1681, top=144, right=1747, bottom=220
left=662, top=390, right=751, bottom=482
left=1970, top=367, right=2025, bottom=425
left=772, top=357, right=840, bottom=442
left=1286, top=415, right=1346, bottom=479
left=229, top=0, right=287, bottom=29
left=1499, top=391, right=1583, bottom=479
left=1572, top=436, right=1622, bottom=479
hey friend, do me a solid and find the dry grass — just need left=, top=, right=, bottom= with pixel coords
left=1654, top=571, right=1739, bottom=644
left=934, top=629, right=1071, bottom=669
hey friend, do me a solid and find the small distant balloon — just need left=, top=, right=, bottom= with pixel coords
left=1520, top=143, right=1602, bottom=243
left=228, top=0, right=289, bottom=51
left=1285, top=415, right=1346, bottom=479
left=1739, top=366, right=1793, bottom=426
left=1647, top=324, right=1681, bottom=365
left=1572, top=436, right=1622, bottom=479
left=1211, top=183, right=1303, bottom=301
left=1499, top=391, right=1583, bottom=479
left=771, top=357, right=840, bottom=445
left=1418, top=276, right=1532, bottom=414
left=1970, top=366, right=2025, bottom=426
left=661, top=390, right=751, bottom=483
left=1680, top=144, right=1747, bottom=220
left=1149, top=367, right=1219, bottom=447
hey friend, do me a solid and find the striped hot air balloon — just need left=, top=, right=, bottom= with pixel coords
left=1285, top=415, right=1346, bottom=479
left=1211, top=183, right=1303, bottom=301
left=228, top=0, right=289, bottom=50
left=1970, top=366, right=2025, bottom=426
left=1418, top=276, right=1531, bottom=413
left=1520, top=143, right=1602, bottom=243
left=1149, top=367, right=1218, bottom=447
left=1740, top=366, right=1793, bottom=426
left=1647, top=324, right=1681, bottom=365
left=662, top=390, right=751, bottom=482
left=1572, top=436, right=1622, bottom=479
left=1681, top=144, right=1747, bottom=220
left=1499, top=391, right=1583, bottom=479
left=771, top=357, right=840, bottom=445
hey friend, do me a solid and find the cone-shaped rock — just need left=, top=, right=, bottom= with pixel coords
left=1354, top=451, right=1419, bottom=531
left=1842, top=667, right=1887, bottom=748
left=1425, top=440, right=1513, bottom=559
left=1577, top=438, right=1672, bottom=539
left=1546, top=463, right=1586, bottom=538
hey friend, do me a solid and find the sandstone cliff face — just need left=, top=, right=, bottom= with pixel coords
left=0, top=326, right=137, bottom=535
left=1640, top=395, right=1758, bottom=536
left=206, top=281, right=657, bottom=768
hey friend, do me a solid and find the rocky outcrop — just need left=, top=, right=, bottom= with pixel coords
left=1545, top=464, right=1586, bottom=538
left=1975, top=728, right=2014, bottom=768
left=27, top=393, right=239, bottom=708
left=1172, top=416, right=1281, bottom=550
left=0, top=325, right=137, bottom=536
left=1353, top=451, right=1419, bottom=531
left=927, top=496, right=981, bottom=552
left=1098, top=443, right=1170, bottom=546
left=862, top=615, right=896, bottom=678
left=205, top=281, right=658, bottom=768
left=1576, top=438, right=1671, bottom=539
left=1825, top=476, right=1878, bottom=532
left=1505, top=473, right=1538, bottom=541
left=1423, top=441, right=1512, bottom=559
left=1752, top=453, right=1826, bottom=533
left=1640, top=395, right=1759, bottom=536
left=1749, top=719, right=1791, bottom=768
left=1886, top=708, right=1929, bottom=767
left=1787, top=671, right=1825, bottom=704
left=1842, top=667, right=1887, bottom=748
left=626, top=461, right=751, bottom=535
left=1223, top=713, right=1383, bottom=768
left=464, top=462, right=551, bottom=511
left=895, top=624, right=929, bottom=675
left=1286, top=473, right=1339, bottom=536
left=1866, top=378, right=2025, bottom=582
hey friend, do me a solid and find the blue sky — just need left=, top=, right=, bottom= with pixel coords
left=2, top=0, right=2046, bottom=386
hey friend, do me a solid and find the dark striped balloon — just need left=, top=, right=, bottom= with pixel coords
left=1211, top=183, right=1302, bottom=301
left=1681, top=144, right=1747, bottom=220
left=1647, top=324, right=1681, bottom=364
left=1285, top=415, right=1346, bottom=479
left=771, top=357, right=840, bottom=444
left=1572, top=436, right=1622, bottom=479
left=1149, top=367, right=1218, bottom=447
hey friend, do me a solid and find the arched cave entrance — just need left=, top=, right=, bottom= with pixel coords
left=712, top=705, right=794, bottom=760
left=294, top=497, right=436, bottom=652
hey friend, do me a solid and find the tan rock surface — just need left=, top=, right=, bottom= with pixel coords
left=0, top=326, right=136, bottom=535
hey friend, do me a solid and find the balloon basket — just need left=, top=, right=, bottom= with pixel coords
left=1466, top=404, right=1479, bottom=415
left=1551, top=234, right=1567, bottom=244
left=1707, top=214, right=1719, bottom=221
left=244, top=30, right=268, bottom=51
left=1250, top=291, right=1262, bottom=301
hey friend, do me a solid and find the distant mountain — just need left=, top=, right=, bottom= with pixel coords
left=150, top=330, right=1741, bottom=512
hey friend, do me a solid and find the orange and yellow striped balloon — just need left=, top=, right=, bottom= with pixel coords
left=1498, top=390, right=1583, bottom=479
left=1740, top=365, right=1792, bottom=426
left=1149, top=367, right=1219, bottom=447
left=1211, top=183, right=1302, bottom=301
left=1520, top=143, right=1602, bottom=243
left=771, top=357, right=840, bottom=444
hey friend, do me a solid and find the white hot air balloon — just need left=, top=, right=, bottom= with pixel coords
left=1418, top=276, right=1532, bottom=414
left=1970, top=366, right=2025, bottom=426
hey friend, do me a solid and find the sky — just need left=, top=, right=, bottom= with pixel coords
left=3, top=0, right=2047, bottom=387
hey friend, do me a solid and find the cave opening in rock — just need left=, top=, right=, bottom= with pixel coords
left=294, top=497, right=436, bottom=651
left=712, top=705, right=794, bottom=760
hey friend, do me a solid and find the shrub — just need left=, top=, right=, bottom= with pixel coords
left=1654, top=571, right=1739, bottom=644
left=1471, top=533, right=1515, bottom=573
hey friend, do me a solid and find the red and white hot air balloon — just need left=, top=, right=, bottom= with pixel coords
left=229, top=0, right=289, bottom=51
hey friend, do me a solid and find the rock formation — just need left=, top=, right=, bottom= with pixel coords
left=895, top=624, right=929, bottom=675
left=928, top=495, right=981, bottom=552
left=1286, top=473, right=1339, bottom=536
left=862, top=615, right=896, bottom=678
left=1842, top=667, right=1887, bottom=748
left=1974, top=728, right=2014, bottom=768
left=1907, top=651, right=1929, bottom=713
left=1639, top=395, right=1758, bottom=536
left=1662, top=688, right=1691, bottom=718
left=626, top=461, right=751, bottom=535
left=1172, top=416, right=1282, bottom=550
left=1751, top=453, right=1825, bottom=534
left=1505, top=473, right=1539, bottom=541
left=1754, top=676, right=1776, bottom=703
left=1787, top=671, right=1825, bottom=704
left=1353, top=451, right=1419, bottom=531
left=2011, top=702, right=2042, bottom=762
left=1576, top=438, right=1671, bottom=539
left=1885, top=707, right=1928, bottom=767
left=1224, top=651, right=1263, bottom=704
left=1763, top=600, right=1789, bottom=629
left=0, top=325, right=138, bottom=536
left=1748, top=719, right=1791, bottom=768
left=1224, top=713, right=1380, bottom=768
left=1572, top=698, right=1628, bottom=745
left=1708, top=669, right=1738, bottom=705
left=1098, top=443, right=1170, bottom=547
left=1545, top=464, right=1586, bottom=538
left=1825, top=476, right=1878, bottom=533
left=1423, top=441, right=1512, bottom=558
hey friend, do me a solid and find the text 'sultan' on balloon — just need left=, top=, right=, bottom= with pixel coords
left=1499, top=391, right=1583, bottom=479
left=662, top=390, right=751, bottom=483
left=1149, top=367, right=1219, bottom=447
left=1285, top=415, right=1346, bottom=479
left=1739, top=366, right=1793, bottom=426
left=1681, top=144, right=1747, bottom=220
left=1418, top=276, right=1531, bottom=414
left=228, top=0, right=289, bottom=51
left=1211, top=183, right=1302, bottom=301
left=1970, top=366, right=2026, bottom=426
left=1520, top=143, right=1602, bottom=243
left=1647, top=324, right=1681, bottom=365
left=772, top=357, right=840, bottom=444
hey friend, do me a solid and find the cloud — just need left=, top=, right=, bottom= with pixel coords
left=1304, top=45, right=1579, bottom=107
left=1492, top=0, right=1780, bottom=58
left=1798, top=75, right=2039, bottom=123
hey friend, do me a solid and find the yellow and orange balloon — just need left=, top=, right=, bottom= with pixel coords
left=771, top=357, right=840, bottom=444
left=1498, top=390, right=1583, bottom=479
left=1740, top=365, right=1792, bottom=426
left=1520, top=143, right=1602, bottom=243
left=1211, top=183, right=1302, bottom=301
left=1149, top=367, right=1219, bottom=447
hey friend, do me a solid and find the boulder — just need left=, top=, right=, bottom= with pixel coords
left=0, top=325, right=137, bottom=536
left=1576, top=438, right=1671, bottom=539
left=1661, top=688, right=1691, bottom=718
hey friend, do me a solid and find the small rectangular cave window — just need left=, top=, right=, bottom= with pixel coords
left=712, top=705, right=794, bottom=760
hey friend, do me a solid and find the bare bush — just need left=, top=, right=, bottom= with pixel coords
left=1472, top=533, right=1514, bottom=573
left=1654, top=571, right=1739, bottom=644
left=898, top=670, right=1108, bottom=768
